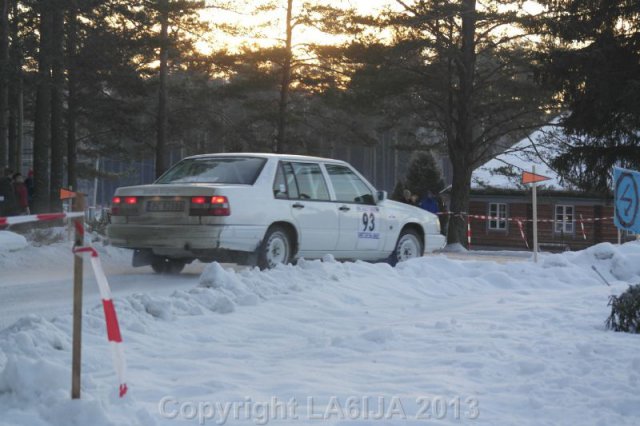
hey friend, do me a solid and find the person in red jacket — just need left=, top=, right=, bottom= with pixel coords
left=12, top=173, right=30, bottom=215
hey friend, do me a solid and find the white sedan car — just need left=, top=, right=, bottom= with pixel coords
left=107, top=153, right=446, bottom=272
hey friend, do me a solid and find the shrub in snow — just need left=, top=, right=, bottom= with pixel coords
left=606, top=284, right=640, bottom=333
left=27, top=227, right=67, bottom=246
left=86, top=214, right=109, bottom=238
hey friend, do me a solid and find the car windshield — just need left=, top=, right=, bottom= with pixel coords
left=155, top=157, right=267, bottom=185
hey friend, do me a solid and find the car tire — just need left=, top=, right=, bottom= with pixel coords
left=151, top=257, right=186, bottom=274
left=390, top=229, right=424, bottom=265
left=257, top=226, right=292, bottom=270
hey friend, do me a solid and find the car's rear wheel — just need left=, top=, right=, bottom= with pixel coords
left=393, top=229, right=424, bottom=264
left=258, top=226, right=292, bottom=269
left=151, top=257, right=186, bottom=274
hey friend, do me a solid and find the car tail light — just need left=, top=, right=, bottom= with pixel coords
left=111, top=195, right=139, bottom=216
left=189, top=196, right=231, bottom=216
left=111, top=196, right=121, bottom=215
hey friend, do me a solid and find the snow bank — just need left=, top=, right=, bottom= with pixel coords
left=0, top=231, right=28, bottom=252
left=1, top=241, right=640, bottom=425
left=0, top=228, right=130, bottom=277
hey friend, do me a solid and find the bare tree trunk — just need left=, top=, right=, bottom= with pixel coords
left=66, top=1, right=78, bottom=190
left=33, top=0, right=53, bottom=213
left=446, top=0, right=477, bottom=246
left=7, top=76, right=13, bottom=167
left=0, top=0, right=9, bottom=168
left=275, top=0, right=293, bottom=154
left=49, top=0, right=64, bottom=211
left=15, top=68, right=20, bottom=169
left=155, top=0, right=169, bottom=178
left=8, top=72, right=21, bottom=170
left=9, top=0, right=21, bottom=171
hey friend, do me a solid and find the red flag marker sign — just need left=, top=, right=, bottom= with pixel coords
left=522, top=171, right=551, bottom=185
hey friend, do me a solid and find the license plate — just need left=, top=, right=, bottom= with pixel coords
left=146, top=200, right=185, bottom=212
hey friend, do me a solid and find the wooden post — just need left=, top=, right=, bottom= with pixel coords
left=71, top=193, right=85, bottom=399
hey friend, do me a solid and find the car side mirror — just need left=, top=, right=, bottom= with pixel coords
left=377, top=190, right=387, bottom=203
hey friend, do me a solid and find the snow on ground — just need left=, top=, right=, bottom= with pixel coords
left=1, top=238, right=640, bottom=425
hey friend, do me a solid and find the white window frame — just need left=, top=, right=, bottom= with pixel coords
left=488, top=203, right=507, bottom=230
left=554, top=205, right=575, bottom=234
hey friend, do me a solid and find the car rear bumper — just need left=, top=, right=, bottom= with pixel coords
left=425, top=233, right=446, bottom=253
left=107, top=224, right=266, bottom=253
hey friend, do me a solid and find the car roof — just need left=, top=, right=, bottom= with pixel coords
left=184, top=152, right=348, bottom=165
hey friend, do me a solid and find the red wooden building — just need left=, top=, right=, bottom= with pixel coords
left=464, top=127, right=625, bottom=251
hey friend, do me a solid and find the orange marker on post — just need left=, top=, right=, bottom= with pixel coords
left=522, top=171, right=551, bottom=185
left=60, top=188, right=78, bottom=200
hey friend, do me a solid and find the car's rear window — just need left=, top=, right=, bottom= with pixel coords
left=155, top=157, right=267, bottom=185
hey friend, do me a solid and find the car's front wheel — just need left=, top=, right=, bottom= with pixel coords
left=258, top=226, right=292, bottom=269
left=392, top=229, right=424, bottom=264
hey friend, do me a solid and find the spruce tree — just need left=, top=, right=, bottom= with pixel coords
left=331, top=1, right=554, bottom=244
left=537, top=0, right=640, bottom=192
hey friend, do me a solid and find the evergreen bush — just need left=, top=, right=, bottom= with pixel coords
left=405, top=151, right=444, bottom=198
left=606, top=284, right=640, bottom=333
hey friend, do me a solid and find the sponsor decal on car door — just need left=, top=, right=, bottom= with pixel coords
left=355, top=205, right=383, bottom=250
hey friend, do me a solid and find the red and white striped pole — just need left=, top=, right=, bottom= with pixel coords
left=579, top=214, right=587, bottom=241
left=73, top=244, right=128, bottom=398
left=467, top=217, right=472, bottom=250
left=518, top=219, right=530, bottom=249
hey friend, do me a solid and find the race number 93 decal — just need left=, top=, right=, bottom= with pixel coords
left=362, top=212, right=376, bottom=232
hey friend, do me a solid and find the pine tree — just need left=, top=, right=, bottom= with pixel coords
left=537, top=0, right=640, bottom=192
left=331, top=0, right=554, bottom=245
left=0, top=0, right=9, bottom=168
left=32, top=0, right=53, bottom=213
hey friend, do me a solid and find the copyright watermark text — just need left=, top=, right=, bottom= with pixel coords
left=158, top=395, right=480, bottom=424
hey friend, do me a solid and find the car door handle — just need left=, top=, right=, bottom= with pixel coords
left=339, top=205, right=350, bottom=212
left=292, top=203, right=305, bottom=209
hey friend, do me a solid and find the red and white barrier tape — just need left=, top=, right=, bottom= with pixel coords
left=0, top=212, right=84, bottom=227
left=517, top=220, right=530, bottom=249
left=437, top=211, right=613, bottom=224
left=73, top=244, right=128, bottom=398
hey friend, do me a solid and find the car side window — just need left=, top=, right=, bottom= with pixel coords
left=289, top=162, right=330, bottom=201
left=273, top=164, right=288, bottom=199
left=273, top=162, right=299, bottom=199
left=325, top=164, right=376, bottom=205
left=282, top=163, right=300, bottom=199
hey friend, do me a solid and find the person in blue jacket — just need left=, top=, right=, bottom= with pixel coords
left=419, top=190, right=439, bottom=214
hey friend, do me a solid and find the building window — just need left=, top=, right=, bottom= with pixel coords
left=555, top=205, right=574, bottom=234
left=488, top=203, right=507, bottom=230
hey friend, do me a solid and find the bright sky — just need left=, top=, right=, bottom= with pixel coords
left=197, top=0, right=544, bottom=53
left=197, top=0, right=389, bottom=53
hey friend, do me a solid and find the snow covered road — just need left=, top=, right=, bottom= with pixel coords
left=1, top=232, right=640, bottom=426
left=0, top=241, right=207, bottom=330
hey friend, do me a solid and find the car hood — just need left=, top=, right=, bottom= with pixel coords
left=381, top=199, right=434, bottom=218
